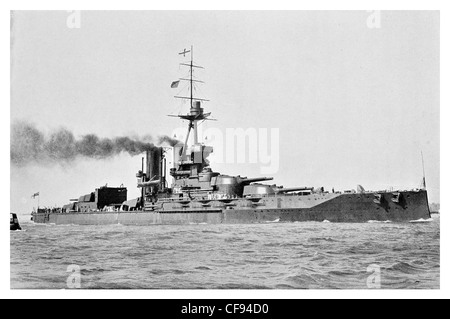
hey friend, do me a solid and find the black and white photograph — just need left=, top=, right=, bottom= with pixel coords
left=6, top=7, right=444, bottom=299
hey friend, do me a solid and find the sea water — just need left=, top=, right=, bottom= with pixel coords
left=10, top=214, right=440, bottom=289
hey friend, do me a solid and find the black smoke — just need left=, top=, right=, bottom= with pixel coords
left=158, top=135, right=181, bottom=147
left=11, top=121, right=179, bottom=167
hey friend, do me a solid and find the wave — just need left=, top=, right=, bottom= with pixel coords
left=285, top=274, right=325, bottom=288
left=327, top=270, right=365, bottom=277
left=81, top=267, right=107, bottom=275
left=216, top=283, right=270, bottom=289
left=367, top=220, right=392, bottom=224
left=224, top=236, right=245, bottom=243
left=265, top=218, right=280, bottom=223
left=201, top=230, right=221, bottom=234
left=307, top=237, right=337, bottom=243
left=155, top=236, right=174, bottom=240
left=194, top=266, right=212, bottom=271
left=10, top=229, right=27, bottom=232
left=385, top=262, right=425, bottom=275
left=410, top=218, right=433, bottom=224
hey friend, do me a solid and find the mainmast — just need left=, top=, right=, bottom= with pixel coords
left=190, top=46, right=197, bottom=144
left=190, top=45, right=193, bottom=110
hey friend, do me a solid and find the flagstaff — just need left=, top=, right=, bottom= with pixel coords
left=32, top=192, right=40, bottom=211
left=421, top=151, right=427, bottom=190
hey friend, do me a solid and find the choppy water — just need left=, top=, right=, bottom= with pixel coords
left=10, top=214, right=440, bottom=289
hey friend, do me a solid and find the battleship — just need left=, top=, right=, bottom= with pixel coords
left=31, top=47, right=431, bottom=225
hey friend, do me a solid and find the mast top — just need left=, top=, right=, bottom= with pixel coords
left=172, top=46, right=210, bottom=121
left=179, top=48, right=191, bottom=57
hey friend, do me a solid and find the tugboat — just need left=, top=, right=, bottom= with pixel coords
left=31, top=47, right=431, bottom=225
left=10, top=213, right=22, bottom=231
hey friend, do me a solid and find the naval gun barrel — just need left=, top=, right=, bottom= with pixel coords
left=137, top=179, right=161, bottom=188
left=274, top=187, right=314, bottom=194
left=237, top=177, right=274, bottom=185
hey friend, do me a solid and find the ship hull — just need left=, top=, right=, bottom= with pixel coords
left=32, top=190, right=431, bottom=225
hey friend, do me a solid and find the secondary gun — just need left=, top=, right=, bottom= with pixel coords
left=274, top=187, right=314, bottom=194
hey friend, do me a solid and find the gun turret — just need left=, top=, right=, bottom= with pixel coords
left=274, top=187, right=314, bottom=194
left=137, top=179, right=161, bottom=188
left=213, top=175, right=274, bottom=197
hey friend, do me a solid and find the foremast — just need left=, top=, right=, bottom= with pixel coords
left=170, top=47, right=213, bottom=180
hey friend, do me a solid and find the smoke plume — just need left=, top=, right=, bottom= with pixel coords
left=11, top=121, right=179, bottom=167
left=158, top=135, right=180, bottom=147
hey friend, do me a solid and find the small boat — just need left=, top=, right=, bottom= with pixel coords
left=10, top=213, right=22, bottom=231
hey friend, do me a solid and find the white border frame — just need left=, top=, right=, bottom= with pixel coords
left=2, top=1, right=447, bottom=299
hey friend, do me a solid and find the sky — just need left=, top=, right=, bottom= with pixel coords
left=10, top=10, right=440, bottom=216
